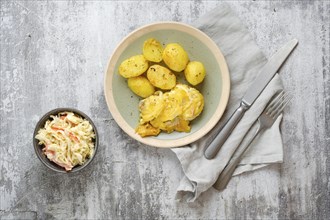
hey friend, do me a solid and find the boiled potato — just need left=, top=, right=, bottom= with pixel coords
left=162, top=43, right=189, bottom=72
left=147, top=64, right=176, bottom=90
left=119, top=55, right=148, bottom=78
left=184, top=61, right=206, bottom=86
left=127, top=76, right=155, bottom=98
left=143, top=38, right=163, bottom=62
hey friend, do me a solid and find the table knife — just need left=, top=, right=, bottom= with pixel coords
left=204, top=39, right=298, bottom=159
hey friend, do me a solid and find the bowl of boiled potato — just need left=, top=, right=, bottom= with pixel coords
left=104, top=22, right=230, bottom=148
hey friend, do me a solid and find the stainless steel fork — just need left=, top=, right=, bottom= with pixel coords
left=214, top=90, right=291, bottom=191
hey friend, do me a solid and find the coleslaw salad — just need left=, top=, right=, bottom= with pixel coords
left=35, top=111, right=95, bottom=171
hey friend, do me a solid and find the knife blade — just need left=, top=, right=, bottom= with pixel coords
left=204, top=39, right=298, bottom=159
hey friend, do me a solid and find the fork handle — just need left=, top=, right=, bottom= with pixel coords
left=214, top=125, right=262, bottom=191
left=204, top=102, right=249, bottom=159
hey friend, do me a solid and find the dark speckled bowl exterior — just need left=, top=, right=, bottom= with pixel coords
left=33, top=108, right=98, bottom=173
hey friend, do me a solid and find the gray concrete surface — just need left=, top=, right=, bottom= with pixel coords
left=1, top=0, right=329, bottom=219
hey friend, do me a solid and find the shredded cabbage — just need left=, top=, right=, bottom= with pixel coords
left=35, top=112, right=95, bottom=171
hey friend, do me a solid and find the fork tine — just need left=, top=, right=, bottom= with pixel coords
left=269, top=93, right=291, bottom=118
left=265, top=90, right=285, bottom=113
left=269, top=93, right=286, bottom=115
left=271, top=95, right=291, bottom=118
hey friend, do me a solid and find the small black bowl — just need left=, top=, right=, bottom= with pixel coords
left=33, top=108, right=98, bottom=173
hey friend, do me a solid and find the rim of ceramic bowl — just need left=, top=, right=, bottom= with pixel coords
left=33, top=108, right=99, bottom=173
left=104, top=21, right=230, bottom=148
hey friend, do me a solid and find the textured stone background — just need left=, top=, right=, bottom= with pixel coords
left=1, top=0, right=329, bottom=219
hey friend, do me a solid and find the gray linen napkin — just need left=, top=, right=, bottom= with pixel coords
left=171, top=4, right=285, bottom=202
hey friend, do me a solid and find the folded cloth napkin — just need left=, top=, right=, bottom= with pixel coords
left=171, top=4, right=285, bottom=202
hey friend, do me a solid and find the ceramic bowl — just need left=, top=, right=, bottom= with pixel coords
left=104, top=22, right=230, bottom=148
left=33, top=108, right=98, bottom=173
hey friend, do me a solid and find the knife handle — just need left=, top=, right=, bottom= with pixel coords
left=204, top=102, right=249, bottom=159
